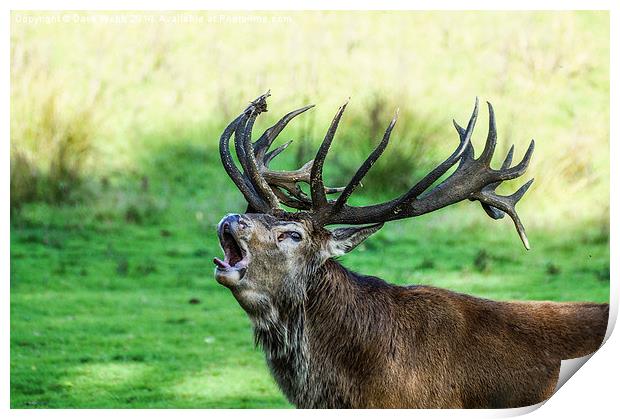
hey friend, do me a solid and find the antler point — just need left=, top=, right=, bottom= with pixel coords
left=473, top=98, right=480, bottom=113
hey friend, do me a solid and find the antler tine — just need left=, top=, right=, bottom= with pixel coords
left=262, top=160, right=315, bottom=205
left=479, top=101, right=497, bottom=164
left=233, top=111, right=254, bottom=178
left=270, top=183, right=312, bottom=210
left=499, top=140, right=535, bottom=180
left=392, top=98, right=479, bottom=208
left=234, top=92, right=271, bottom=175
left=476, top=141, right=534, bottom=237
left=260, top=158, right=345, bottom=210
left=331, top=109, right=399, bottom=214
left=219, top=109, right=271, bottom=213
left=325, top=186, right=346, bottom=194
left=473, top=178, right=535, bottom=249
left=501, top=145, right=515, bottom=169
left=470, top=139, right=535, bottom=223
left=478, top=144, right=515, bottom=220
left=310, top=100, right=349, bottom=210
left=254, top=105, right=315, bottom=161
left=264, top=140, right=293, bottom=166
left=239, top=96, right=281, bottom=210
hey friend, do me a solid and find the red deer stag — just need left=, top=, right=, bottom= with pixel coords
left=212, top=93, right=608, bottom=408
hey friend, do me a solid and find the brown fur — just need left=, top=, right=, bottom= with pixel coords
left=301, top=262, right=607, bottom=408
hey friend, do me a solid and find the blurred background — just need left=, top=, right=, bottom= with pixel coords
left=10, top=11, right=609, bottom=408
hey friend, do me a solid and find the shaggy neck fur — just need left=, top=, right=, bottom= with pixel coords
left=250, top=259, right=393, bottom=408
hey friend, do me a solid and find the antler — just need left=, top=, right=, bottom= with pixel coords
left=219, top=94, right=535, bottom=249
left=219, top=92, right=344, bottom=212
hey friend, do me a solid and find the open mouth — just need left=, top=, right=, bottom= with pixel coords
left=213, top=229, right=249, bottom=273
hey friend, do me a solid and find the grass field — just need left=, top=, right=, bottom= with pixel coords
left=10, top=11, right=610, bottom=408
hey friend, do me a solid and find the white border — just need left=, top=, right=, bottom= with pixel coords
left=3, top=1, right=617, bottom=418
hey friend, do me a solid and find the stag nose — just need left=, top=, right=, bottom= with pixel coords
left=221, top=214, right=239, bottom=232
left=220, top=214, right=248, bottom=233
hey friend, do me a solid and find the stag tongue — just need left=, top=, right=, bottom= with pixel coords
left=213, top=257, right=230, bottom=269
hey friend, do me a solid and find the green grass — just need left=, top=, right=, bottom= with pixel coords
left=10, top=10, right=609, bottom=408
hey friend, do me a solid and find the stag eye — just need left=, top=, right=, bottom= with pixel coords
left=277, top=231, right=303, bottom=242
left=289, top=232, right=302, bottom=242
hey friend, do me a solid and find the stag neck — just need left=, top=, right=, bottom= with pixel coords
left=257, top=260, right=401, bottom=408
left=306, top=260, right=400, bottom=346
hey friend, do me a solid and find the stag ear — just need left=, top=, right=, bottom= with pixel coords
left=325, top=223, right=384, bottom=257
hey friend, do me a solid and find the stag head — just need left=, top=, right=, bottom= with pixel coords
left=214, top=211, right=381, bottom=314
left=214, top=93, right=534, bottom=313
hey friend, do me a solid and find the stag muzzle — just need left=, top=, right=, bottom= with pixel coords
left=214, top=214, right=251, bottom=287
